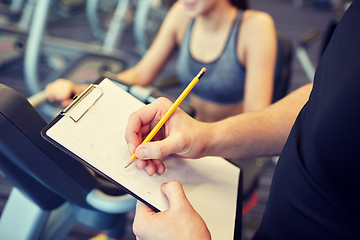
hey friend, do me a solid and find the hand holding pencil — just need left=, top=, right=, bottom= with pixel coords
left=125, top=67, right=207, bottom=172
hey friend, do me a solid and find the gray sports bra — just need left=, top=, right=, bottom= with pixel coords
left=176, top=11, right=246, bottom=104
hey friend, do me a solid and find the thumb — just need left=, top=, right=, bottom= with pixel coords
left=161, top=181, right=190, bottom=208
left=135, top=134, right=186, bottom=160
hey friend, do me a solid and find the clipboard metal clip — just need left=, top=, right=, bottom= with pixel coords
left=62, top=84, right=103, bottom=122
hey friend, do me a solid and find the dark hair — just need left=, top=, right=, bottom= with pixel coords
left=230, top=0, right=249, bottom=9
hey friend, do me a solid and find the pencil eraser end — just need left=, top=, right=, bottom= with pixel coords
left=202, top=67, right=207, bottom=73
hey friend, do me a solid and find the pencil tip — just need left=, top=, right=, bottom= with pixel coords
left=124, top=160, right=133, bottom=168
left=125, top=154, right=137, bottom=168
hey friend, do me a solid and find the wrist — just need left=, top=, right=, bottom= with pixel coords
left=197, top=121, right=218, bottom=157
left=202, top=116, right=245, bottom=159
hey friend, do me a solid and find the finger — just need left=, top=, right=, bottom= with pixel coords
left=45, top=85, right=55, bottom=101
left=153, top=159, right=166, bottom=174
left=61, top=99, right=73, bottom=107
left=140, top=123, right=151, bottom=137
left=125, top=115, right=144, bottom=154
left=127, top=98, right=170, bottom=134
left=161, top=181, right=189, bottom=208
left=125, top=105, right=159, bottom=154
left=144, top=161, right=157, bottom=176
left=135, top=133, right=186, bottom=160
left=126, top=98, right=176, bottom=156
left=136, top=159, right=165, bottom=175
left=135, top=159, right=148, bottom=169
left=156, top=134, right=188, bottom=157
left=47, top=95, right=55, bottom=102
left=129, top=123, right=150, bottom=154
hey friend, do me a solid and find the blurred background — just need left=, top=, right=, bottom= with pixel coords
left=0, top=0, right=344, bottom=239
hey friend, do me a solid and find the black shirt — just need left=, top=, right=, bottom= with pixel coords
left=254, top=1, right=360, bottom=239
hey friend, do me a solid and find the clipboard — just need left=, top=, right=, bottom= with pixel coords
left=42, top=77, right=243, bottom=240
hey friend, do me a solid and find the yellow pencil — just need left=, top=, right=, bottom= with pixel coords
left=125, top=67, right=207, bottom=168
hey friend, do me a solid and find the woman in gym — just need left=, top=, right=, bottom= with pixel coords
left=46, top=0, right=277, bottom=122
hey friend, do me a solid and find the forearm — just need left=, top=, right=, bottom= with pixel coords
left=116, top=52, right=171, bottom=87
left=116, top=67, right=149, bottom=86
left=203, top=84, right=313, bottom=159
left=116, top=4, right=180, bottom=87
left=73, top=84, right=90, bottom=95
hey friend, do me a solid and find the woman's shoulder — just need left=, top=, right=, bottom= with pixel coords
left=241, top=9, right=275, bottom=30
left=163, top=2, right=192, bottom=44
left=166, top=2, right=192, bottom=25
left=235, top=9, right=276, bottom=63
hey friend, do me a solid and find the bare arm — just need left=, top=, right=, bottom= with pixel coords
left=46, top=3, right=188, bottom=105
left=205, top=84, right=313, bottom=159
left=241, top=11, right=277, bottom=113
left=117, top=2, right=189, bottom=86
left=128, top=84, right=312, bottom=239
left=126, top=84, right=312, bottom=175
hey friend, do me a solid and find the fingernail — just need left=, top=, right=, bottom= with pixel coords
left=128, top=143, right=135, bottom=154
left=137, top=148, right=149, bottom=159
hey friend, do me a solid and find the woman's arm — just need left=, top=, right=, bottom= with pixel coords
left=117, top=2, right=190, bottom=86
left=46, top=3, right=189, bottom=105
left=240, top=11, right=277, bottom=112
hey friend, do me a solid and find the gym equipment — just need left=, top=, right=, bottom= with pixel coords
left=296, top=0, right=351, bottom=82
left=20, top=0, right=137, bottom=120
left=133, top=0, right=175, bottom=55
left=0, top=83, right=137, bottom=240
left=0, top=0, right=32, bottom=69
left=24, top=0, right=133, bottom=95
